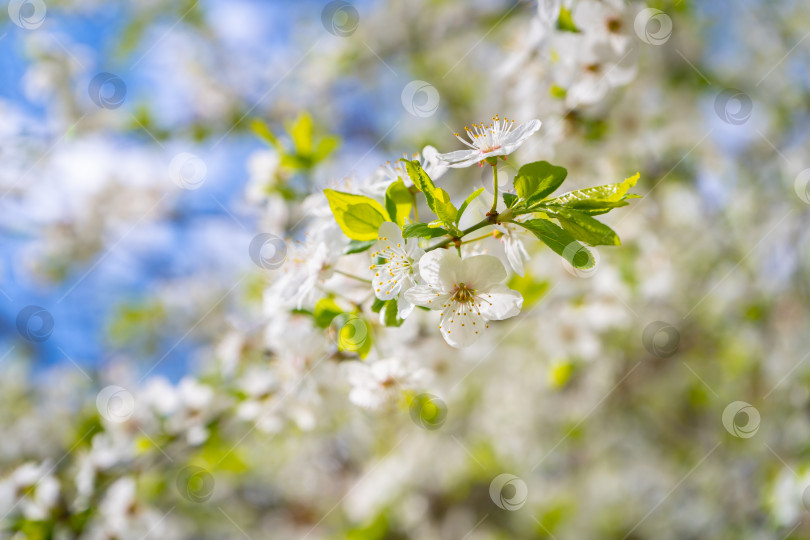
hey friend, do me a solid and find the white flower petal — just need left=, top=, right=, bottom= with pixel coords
left=459, top=254, right=507, bottom=290
left=404, top=285, right=450, bottom=309
left=440, top=303, right=485, bottom=347
left=437, top=251, right=466, bottom=287
left=501, top=119, right=542, bottom=154
left=417, top=249, right=449, bottom=287
left=478, top=284, right=523, bottom=321
left=436, top=149, right=476, bottom=165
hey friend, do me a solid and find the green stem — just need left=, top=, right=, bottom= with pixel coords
left=460, top=232, right=493, bottom=245
left=424, top=218, right=492, bottom=252
left=490, top=163, right=499, bottom=214
left=333, top=269, right=372, bottom=284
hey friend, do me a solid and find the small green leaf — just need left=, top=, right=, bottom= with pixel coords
left=400, top=159, right=457, bottom=224
left=557, top=7, right=579, bottom=32
left=385, top=179, right=413, bottom=226
left=545, top=207, right=620, bottom=246
left=345, top=239, right=377, bottom=255
left=313, top=297, right=343, bottom=328
left=456, top=187, right=485, bottom=225
left=517, top=219, right=594, bottom=269
left=402, top=222, right=449, bottom=239
left=545, top=172, right=639, bottom=208
left=503, top=192, right=519, bottom=208
left=250, top=119, right=281, bottom=150
left=371, top=297, right=386, bottom=313
left=324, top=189, right=389, bottom=241
left=382, top=299, right=405, bottom=327
left=289, top=112, right=313, bottom=156
left=515, top=161, right=568, bottom=204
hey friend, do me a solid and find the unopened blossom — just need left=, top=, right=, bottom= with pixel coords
left=370, top=221, right=424, bottom=318
left=405, top=250, right=523, bottom=347
left=437, top=116, right=541, bottom=168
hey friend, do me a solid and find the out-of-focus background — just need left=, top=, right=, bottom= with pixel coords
left=2, top=0, right=810, bottom=538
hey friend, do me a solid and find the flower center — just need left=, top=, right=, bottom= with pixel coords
left=450, top=283, right=476, bottom=304
left=607, top=17, right=622, bottom=33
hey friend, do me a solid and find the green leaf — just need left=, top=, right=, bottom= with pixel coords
left=345, top=239, right=376, bottom=255
left=503, top=192, right=519, bottom=208
left=314, top=135, right=340, bottom=161
left=385, top=179, right=413, bottom=226
left=514, top=161, right=568, bottom=204
left=250, top=119, right=281, bottom=150
left=382, top=299, right=405, bottom=327
left=456, top=187, right=485, bottom=225
left=557, top=7, right=579, bottom=32
left=545, top=207, right=621, bottom=246
left=545, top=172, right=639, bottom=208
left=289, top=112, right=313, bottom=156
left=402, top=222, right=449, bottom=239
left=324, top=189, right=389, bottom=241
left=400, top=159, right=457, bottom=224
left=313, top=297, right=343, bottom=328
left=370, top=297, right=386, bottom=313
left=517, top=219, right=595, bottom=269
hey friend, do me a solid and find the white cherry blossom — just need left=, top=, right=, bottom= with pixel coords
left=437, top=116, right=541, bottom=168
left=405, top=250, right=523, bottom=347
left=370, top=221, right=425, bottom=318
left=344, top=358, right=428, bottom=410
